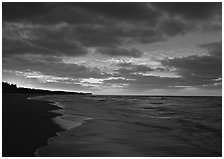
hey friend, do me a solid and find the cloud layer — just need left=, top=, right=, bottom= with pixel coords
left=3, top=2, right=221, bottom=58
left=2, top=2, right=222, bottom=95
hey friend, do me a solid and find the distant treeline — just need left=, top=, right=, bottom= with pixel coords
left=2, top=82, right=92, bottom=95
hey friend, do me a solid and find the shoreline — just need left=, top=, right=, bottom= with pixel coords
left=2, top=94, right=64, bottom=157
left=31, top=97, right=92, bottom=157
left=3, top=94, right=221, bottom=157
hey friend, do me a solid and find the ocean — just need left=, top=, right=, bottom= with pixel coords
left=30, top=95, right=222, bottom=157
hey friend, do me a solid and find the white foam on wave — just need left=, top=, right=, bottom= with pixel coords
left=148, top=115, right=174, bottom=120
left=52, top=114, right=91, bottom=130
left=49, top=100, right=92, bottom=130
left=48, top=100, right=92, bottom=130
left=50, top=102, right=64, bottom=108
left=27, top=96, right=45, bottom=100
left=33, top=96, right=93, bottom=156
left=52, top=116, right=80, bottom=130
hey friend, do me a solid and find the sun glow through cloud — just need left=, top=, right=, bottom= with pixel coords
left=2, top=2, right=222, bottom=96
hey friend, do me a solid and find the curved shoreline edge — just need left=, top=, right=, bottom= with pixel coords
left=2, top=94, right=63, bottom=157
left=30, top=96, right=92, bottom=157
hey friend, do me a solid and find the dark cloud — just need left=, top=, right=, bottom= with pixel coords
left=2, top=2, right=222, bottom=94
left=115, top=67, right=151, bottom=75
left=3, top=37, right=88, bottom=57
left=153, top=3, right=222, bottom=35
left=3, top=3, right=46, bottom=22
left=5, top=2, right=220, bottom=24
left=104, top=42, right=222, bottom=90
left=162, top=56, right=221, bottom=83
left=116, top=62, right=168, bottom=73
left=3, top=2, right=221, bottom=59
left=3, top=23, right=88, bottom=57
left=3, top=38, right=48, bottom=56
left=3, top=3, right=160, bottom=24
left=74, top=25, right=163, bottom=46
left=105, top=62, right=179, bottom=90
left=158, top=18, right=187, bottom=36
left=3, top=3, right=98, bottom=25
left=152, top=2, right=221, bottom=20
left=75, top=3, right=160, bottom=23
left=3, top=54, right=111, bottom=79
left=115, top=62, right=154, bottom=74
left=30, top=39, right=87, bottom=56
left=2, top=21, right=163, bottom=57
left=2, top=19, right=162, bottom=57
left=75, top=33, right=122, bottom=47
left=199, top=42, right=222, bottom=57
left=97, top=47, right=143, bottom=58
left=116, top=62, right=133, bottom=67
left=161, top=42, right=222, bottom=87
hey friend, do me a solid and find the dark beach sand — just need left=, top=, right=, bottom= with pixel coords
left=2, top=94, right=63, bottom=157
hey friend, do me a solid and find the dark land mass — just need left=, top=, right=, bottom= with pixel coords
left=2, top=94, right=64, bottom=157
left=2, top=82, right=92, bottom=95
left=2, top=82, right=92, bottom=156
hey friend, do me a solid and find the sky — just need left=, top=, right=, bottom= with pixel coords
left=2, top=2, right=222, bottom=95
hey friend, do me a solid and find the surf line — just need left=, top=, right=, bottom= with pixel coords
left=49, top=101, right=92, bottom=130
left=33, top=99, right=92, bottom=157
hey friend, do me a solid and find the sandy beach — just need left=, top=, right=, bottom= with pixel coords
left=2, top=94, right=63, bottom=157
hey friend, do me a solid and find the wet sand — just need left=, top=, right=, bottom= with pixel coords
left=2, top=94, right=63, bottom=157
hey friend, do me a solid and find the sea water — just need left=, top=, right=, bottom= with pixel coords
left=31, top=95, right=221, bottom=157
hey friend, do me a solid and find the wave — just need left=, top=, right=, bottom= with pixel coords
left=34, top=97, right=93, bottom=157
left=50, top=102, right=64, bottom=109
left=32, top=95, right=221, bottom=157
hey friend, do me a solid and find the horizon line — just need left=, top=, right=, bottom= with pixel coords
left=3, top=81, right=221, bottom=97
